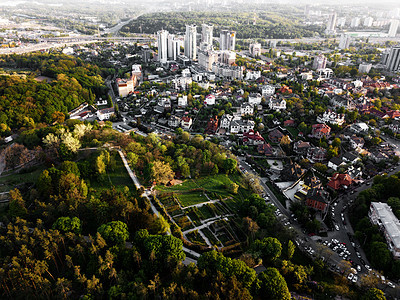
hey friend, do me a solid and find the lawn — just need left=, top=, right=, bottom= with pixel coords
left=90, top=151, right=133, bottom=192
left=0, top=166, right=46, bottom=193
left=156, top=174, right=249, bottom=207
left=285, top=126, right=299, bottom=138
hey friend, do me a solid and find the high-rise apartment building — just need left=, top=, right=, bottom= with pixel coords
left=157, top=30, right=168, bottom=64
left=339, top=33, right=351, bottom=50
left=389, top=20, right=399, bottom=37
left=167, top=34, right=181, bottom=61
left=249, top=43, right=262, bottom=57
left=325, top=12, right=337, bottom=34
left=350, top=17, right=360, bottom=28
left=313, top=54, right=327, bottom=70
left=364, top=17, right=374, bottom=27
left=201, top=24, right=213, bottom=50
left=184, top=24, right=197, bottom=60
left=386, top=45, right=400, bottom=72
left=220, top=30, right=236, bottom=51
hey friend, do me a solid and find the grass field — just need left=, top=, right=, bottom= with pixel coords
left=0, top=166, right=45, bottom=193
left=156, top=174, right=249, bottom=207
left=89, top=151, right=133, bottom=192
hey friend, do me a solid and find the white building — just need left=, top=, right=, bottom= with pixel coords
left=268, top=97, right=286, bottom=111
left=316, top=110, right=345, bottom=125
left=261, top=85, right=275, bottom=97
left=230, top=119, right=255, bottom=134
left=220, top=114, right=234, bottom=129
left=313, top=54, right=327, bottom=70
left=178, top=95, right=188, bottom=107
left=325, top=12, right=337, bottom=34
left=245, top=70, right=261, bottom=81
left=201, top=24, right=213, bottom=51
left=364, top=17, right=374, bottom=27
left=249, top=43, right=262, bottom=57
left=167, top=34, right=181, bottom=61
left=339, top=33, right=351, bottom=50
left=212, top=63, right=243, bottom=80
left=157, top=30, right=168, bottom=64
left=184, top=24, right=197, bottom=60
left=317, top=68, right=333, bottom=79
left=350, top=17, right=360, bottom=28
left=116, top=75, right=137, bottom=97
left=204, top=94, right=216, bottom=105
left=386, top=45, right=400, bottom=72
left=240, top=103, right=254, bottom=115
left=181, top=116, right=193, bottom=130
left=220, top=30, right=236, bottom=51
left=97, top=107, right=115, bottom=121
left=248, top=93, right=262, bottom=106
left=359, top=63, right=372, bottom=73
left=369, top=202, right=400, bottom=259
left=350, top=122, right=369, bottom=133
left=198, top=50, right=219, bottom=71
left=389, top=20, right=399, bottom=38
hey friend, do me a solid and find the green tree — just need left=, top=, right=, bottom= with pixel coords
left=52, top=216, right=82, bottom=234
left=223, top=158, right=237, bottom=174
left=287, top=240, right=295, bottom=260
left=258, top=268, right=291, bottom=300
left=362, top=288, right=386, bottom=300
left=98, top=221, right=129, bottom=245
left=8, top=188, right=27, bottom=218
left=254, top=237, right=282, bottom=263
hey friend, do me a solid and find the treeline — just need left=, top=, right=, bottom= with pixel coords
left=120, top=11, right=324, bottom=39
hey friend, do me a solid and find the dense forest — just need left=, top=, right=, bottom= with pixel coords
left=120, top=12, right=324, bottom=40
left=0, top=54, right=107, bottom=133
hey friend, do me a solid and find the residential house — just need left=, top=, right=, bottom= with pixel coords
left=97, top=107, right=115, bottom=121
left=305, top=188, right=330, bottom=213
left=230, top=119, right=255, bottom=134
left=327, top=173, right=353, bottom=190
left=268, top=97, right=287, bottom=111
left=369, top=150, right=389, bottom=162
left=258, top=143, right=274, bottom=156
left=178, top=95, right=188, bottom=107
left=280, top=162, right=305, bottom=181
left=205, top=116, right=219, bottom=134
left=204, top=94, right=216, bottom=105
left=248, top=93, right=262, bottom=106
left=328, top=157, right=345, bottom=171
left=330, top=94, right=356, bottom=110
left=350, top=122, right=369, bottom=134
left=220, top=114, right=234, bottom=129
left=316, top=110, right=345, bottom=126
left=243, top=130, right=265, bottom=145
left=240, top=103, right=254, bottom=116
left=312, top=124, right=331, bottom=139
left=307, top=147, right=327, bottom=163
left=350, top=135, right=365, bottom=150
left=181, top=116, right=193, bottom=130
left=268, top=128, right=285, bottom=143
left=369, top=202, right=400, bottom=259
left=294, top=141, right=311, bottom=155
left=343, top=152, right=361, bottom=164
left=168, top=115, right=181, bottom=128
left=261, top=84, right=275, bottom=97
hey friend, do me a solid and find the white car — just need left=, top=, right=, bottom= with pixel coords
left=387, top=281, right=395, bottom=288
left=335, top=224, right=340, bottom=231
left=356, top=265, right=361, bottom=272
left=365, top=265, right=372, bottom=271
left=347, top=273, right=354, bottom=281
left=352, top=275, right=358, bottom=283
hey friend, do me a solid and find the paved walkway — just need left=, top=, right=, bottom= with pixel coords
left=117, top=149, right=202, bottom=260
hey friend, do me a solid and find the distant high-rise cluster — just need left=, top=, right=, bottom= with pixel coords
left=220, top=30, right=236, bottom=51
